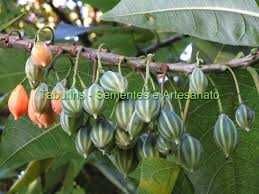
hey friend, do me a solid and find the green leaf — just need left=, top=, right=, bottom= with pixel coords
left=102, top=0, right=259, bottom=46
left=0, top=117, right=75, bottom=170
left=138, top=158, right=180, bottom=194
left=247, top=66, right=259, bottom=94
left=85, top=0, right=120, bottom=12
left=184, top=69, right=259, bottom=194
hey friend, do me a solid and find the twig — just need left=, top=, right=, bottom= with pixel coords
left=0, top=33, right=258, bottom=74
left=137, top=34, right=188, bottom=56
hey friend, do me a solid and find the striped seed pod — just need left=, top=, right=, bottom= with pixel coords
left=158, top=110, right=185, bottom=144
left=115, top=100, right=135, bottom=130
left=75, top=126, right=93, bottom=158
left=156, top=135, right=172, bottom=156
left=177, top=133, right=203, bottom=172
left=161, top=96, right=174, bottom=112
left=189, top=67, right=208, bottom=94
left=235, top=104, right=255, bottom=132
left=60, top=111, right=83, bottom=135
left=62, top=88, right=83, bottom=117
left=51, top=80, right=66, bottom=115
left=90, top=119, right=115, bottom=150
left=135, top=94, right=160, bottom=123
left=83, top=83, right=104, bottom=119
left=127, top=111, right=144, bottom=140
left=33, top=83, right=51, bottom=113
left=115, top=129, right=136, bottom=150
left=137, top=133, right=159, bottom=160
left=25, top=56, right=43, bottom=88
left=100, top=71, right=128, bottom=93
left=112, top=148, right=136, bottom=176
left=213, top=114, right=239, bottom=158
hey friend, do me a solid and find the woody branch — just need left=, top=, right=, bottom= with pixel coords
left=0, top=33, right=258, bottom=74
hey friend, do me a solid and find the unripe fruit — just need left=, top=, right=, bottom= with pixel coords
left=62, top=88, right=83, bottom=117
left=161, top=96, right=174, bottom=112
left=115, top=100, right=134, bottom=130
left=135, top=94, right=160, bottom=123
left=33, top=83, right=51, bottom=113
left=8, top=84, right=29, bottom=120
left=177, top=134, right=203, bottom=172
left=100, top=71, right=128, bottom=93
left=156, top=135, right=172, bottom=155
left=127, top=111, right=144, bottom=139
left=115, top=129, right=136, bottom=150
left=25, top=57, right=43, bottom=88
left=158, top=110, right=185, bottom=144
left=137, top=133, right=159, bottom=160
left=51, top=81, right=66, bottom=115
left=60, top=111, right=83, bottom=136
left=90, top=119, right=115, bottom=150
left=235, top=104, right=255, bottom=132
left=83, top=83, right=104, bottom=119
left=75, top=126, right=93, bottom=158
left=213, top=114, right=239, bottom=158
left=189, top=67, right=208, bottom=94
left=31, top=42, right=52, bottom=67
left=112, top=148, right=136, bottom=176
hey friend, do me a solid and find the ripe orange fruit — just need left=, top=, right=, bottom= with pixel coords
left=28, top=90, right=42, bottom=127
left=8, top=84, right=29, bottom=120
left=36, top=110, right=56, bottom=129
left=31, top=42, right=52, bottom=68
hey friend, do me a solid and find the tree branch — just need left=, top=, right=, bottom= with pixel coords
left=0, top=33, right=258, bottom=74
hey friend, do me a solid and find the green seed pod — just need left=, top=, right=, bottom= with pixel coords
left=75, top=126, right=93, bottom=158
left=177, top=133, right=203, bottom=172
left=158, top=110, right=185, bottom=144
left=90, top=119, right=115, bottom=150
left=100, top=71, right=128, bottom=93
left=137, top=133, right=159, bottom=160
left=156, top=135, right=172, bottom=156
left=62, top=88, right=83, bottom=117
left=115, top=100, right=135, bottom=130
left=25, top=56, right=43, bottom=88
left=127, top=111, right=144, bottom=140
left=83, top=83, right=104, bottom=119
left=33, top=82, right=51, bottom=113
left=135, top=94, right=160, bottom=123
left=189, top=67, right=208, bottom=94
left=115, top=129, right=136, bottom=150
left=214, top=113, right=239, bottom=158
left=112, top=148, right=136, bottom=176
left=161, top=96, right=174, bottom=112
left=235, top=104, right=255, bottom=132
left=60, top=111, right=83, bottom=136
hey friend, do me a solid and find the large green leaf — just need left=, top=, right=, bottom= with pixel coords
left=138, top=159, right=180, bottom=194
left=0, top=117, right=75, bottom=170
left=102, top=0, right=259, bottom=46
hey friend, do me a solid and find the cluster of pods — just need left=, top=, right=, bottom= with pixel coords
left=7, top=37, right=255, bottom=176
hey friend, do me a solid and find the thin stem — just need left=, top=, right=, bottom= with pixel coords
left=144, top=54, right=153, bottom=91
left=208, top=76, right=223, bottom=113
left=77, top=74, right=87, bottom=89
left=118, top=56, right=124, bottom=74
left=183, top=90, right=191, bottom=123
left=35, top=26, right=54, bottom=44
left=95, top=44, right=104, bottom=83
left=225, top=66, right=242, bottom=104
left=72, top=46, right=83, bottom=88
left=168, top=79, right=183, bottom=118
left=19, top=76, right=27, bottom=85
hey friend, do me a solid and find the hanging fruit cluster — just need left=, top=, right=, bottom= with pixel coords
left=7, top=28, right=256, bottom=177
